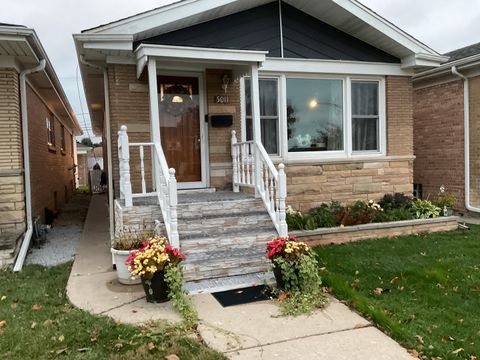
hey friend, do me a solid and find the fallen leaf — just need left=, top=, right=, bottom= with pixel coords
left=31, top=322, right=37, bottom=329
left=31, top=304, right=42, bottom=311
left=407, top=349, right=421, bottom=358
left=1, top=296, right=6, bottom=301
left=0, top=321, right=6, bottom=329
left=147, top=342, right=155, bottom=351
left=390, top=276, right=399, bottom=284
left=453, top=287, right=459, bottom=293
left=42, top=319, right=53, bottom=327
left=420, top=252, right=427, bottom=257
left=278, top=292, right=287, bottom=301
left=55, top=347, right=68, bottom=355
left=374, top=288, right=383, bottom=295
left=448, top=336, right=455, bottom=342
left=114, top=343, right=123, bottom=349
left=415, top=335, right=424, bottom=344
left=452, top=348, right=464, bottom=355
left=166, top=355, right=180, bottom=360
left=58, top=335, right=65, bottom=342
left=10, top=303, right=17, bottom=310
left=470, top=356, right=478, bottom=360
left=132, top=310, right=138, bottom=313
left=77, top=348, right=90, bottom=353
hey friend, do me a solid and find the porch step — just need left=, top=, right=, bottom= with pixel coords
left=184, top=272, right=276, bottom=295
left=178, top=213, right=274, bottom=237
left=177, top=196, right=265, bottom=218
left=183, top=248, right=271, bottom=282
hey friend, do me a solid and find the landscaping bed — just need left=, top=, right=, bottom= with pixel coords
left=315, top=225, right=480, bottom=360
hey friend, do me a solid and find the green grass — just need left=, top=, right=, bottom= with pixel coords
left=0, top=263, right=225, bottom=360
left=315, top=225, right=480, bottom=360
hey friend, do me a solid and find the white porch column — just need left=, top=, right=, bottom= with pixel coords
left=250, top=63, right=262, bottom=197
left=148, top=58, right=161, bottom=191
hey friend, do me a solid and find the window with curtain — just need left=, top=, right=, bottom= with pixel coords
left=352, top=81, right=380, bottom=152
left=60, top=125, right=66, bottom=153
left=286, top=78, right=344, bottom=152
left=46, top=116, right=55, bottom=148
left=244, top=78, right=279, bottom=155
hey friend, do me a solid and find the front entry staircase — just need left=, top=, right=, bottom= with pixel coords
left=117, top=126, right=287, bottom=294
left=177, top=191, right=276, bottom=294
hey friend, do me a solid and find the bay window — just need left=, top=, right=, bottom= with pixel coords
left=286, top=78, right=344, bottom=152
left=242, top=75, right=385, bottom=159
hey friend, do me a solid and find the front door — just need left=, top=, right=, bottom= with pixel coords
left=158, top=75, right=205, bottom=187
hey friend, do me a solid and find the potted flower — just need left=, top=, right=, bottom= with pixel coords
left=111, top=231, right=150, bottom=285
left=266, top=236, right=320, bottom=292
left=126, top=235, right=185, bottom=303
left=434, top=186, right=457, bottom=216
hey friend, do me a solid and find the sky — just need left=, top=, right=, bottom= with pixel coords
left=2, top=0, right=479, bottom=142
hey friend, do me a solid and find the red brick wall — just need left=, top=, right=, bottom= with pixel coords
left=468, top=76, right=480, bottom=208
left=27, top=85, right=77, bottom=222
left=413, top=80, right=465, bottom=211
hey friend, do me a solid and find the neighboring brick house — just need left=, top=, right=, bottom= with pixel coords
left=0, top=24, right=82, bottom=268
left=413, top=43, right=480, bottom=216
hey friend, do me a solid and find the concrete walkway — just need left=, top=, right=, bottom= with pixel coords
left=66, top=194, right=181, bottom=324
left=67, top=194, right=413, bottom=359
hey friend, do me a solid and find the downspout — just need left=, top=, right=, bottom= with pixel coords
left=79, top=55, right=115, bottom=239
left=13, top=59, right=47, bottom=272
left=451, top=66, right=480, bottom=213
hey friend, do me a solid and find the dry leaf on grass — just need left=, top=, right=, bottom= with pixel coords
left=147, top=342, right=155, bottom=351
left=43, top=319, right=53, bottom=327
left=407, top=349, right=421, bottom=358
left=77, top=348, right=90, bottom=353
left=452, top=348, right=464, bottom=355
left=0, top=321, right=6, bottom=329
left=353, top=323, right=370, bottom=329
left=10, top=303, right=17, bottom=310
left=55, top=347, right=68, bottom=355
left=58, top=335, right=65, bottom=342
left=278, top=292, right=287, bottom=301
left=390, top=276, right=399, bottom=284
left=415, top=335, right=424, bottom=344
left=374, top=288, right=384, bottom=295
left=166, top=355, right=180, bottom=360
left=31, top=322, right=37, bottom=329
left=31, top=304, right=42, bottom=311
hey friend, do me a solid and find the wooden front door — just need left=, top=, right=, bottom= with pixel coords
left=158, top=76, right=202, bottom=184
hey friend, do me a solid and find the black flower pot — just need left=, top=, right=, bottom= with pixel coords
left=141, top=271, right=170, bottom=303
left=273, top=265, right=286, bottom=290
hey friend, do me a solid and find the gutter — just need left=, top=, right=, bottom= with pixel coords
left=451, top=66, right=480, bottom=214
left=13, top=59, right=47, bottom=272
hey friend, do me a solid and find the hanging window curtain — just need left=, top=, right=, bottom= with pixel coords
left=352, top=81, right=379, bottom=151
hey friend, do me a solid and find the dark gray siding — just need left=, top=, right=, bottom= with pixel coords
left=138, top=1, right=400, bottom=63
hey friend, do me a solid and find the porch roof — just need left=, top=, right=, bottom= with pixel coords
left=135, top=44, right=268, bottom=78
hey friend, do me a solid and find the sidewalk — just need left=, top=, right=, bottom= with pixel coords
left=67, top=194, right=413, bottom=359
left=66, top=194, right=181, bottom=324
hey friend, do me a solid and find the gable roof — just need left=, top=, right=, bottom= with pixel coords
left=444, top=42, right=480, bottom=62
left=79, top=0, right=445, bottom=66
left=0, top=24, right=82, bottom=135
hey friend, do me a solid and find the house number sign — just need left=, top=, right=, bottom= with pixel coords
left=214, top=95, right=229, bottom=104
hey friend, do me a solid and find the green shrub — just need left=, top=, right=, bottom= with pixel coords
left=308, top=204, right=340, bottom=228
left=411, top=199, right=441, bottom=219
left=373, top=208, right=415, bottom=223
left=433, top=193, right=457, bottom=209
left=286, top=212, right=318, bottom=231
left=379, top=193, right=413, bottom=211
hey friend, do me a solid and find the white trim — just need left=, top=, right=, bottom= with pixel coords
left=261, top=58, right=413, bottom=76
left=278, top=0, right=284, bottom=59
left=0, top=56, right=22, bottom=72
left=156, top=69, right=209, bottom=189
left=414, top=54, right=480, bottom=82
left=136, top=44, right=268, bottom=64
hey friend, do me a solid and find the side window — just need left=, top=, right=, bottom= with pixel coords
left=46, top=116, right=55, bottom=149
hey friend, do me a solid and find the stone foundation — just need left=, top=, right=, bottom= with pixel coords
left=294, top=217, right=459, bottom=247
left=285, top=158, right=414, bottom=212
left=114, top=199, right=165, bottom=237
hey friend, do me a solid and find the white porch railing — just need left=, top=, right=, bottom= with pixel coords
left=118, top=125, right=179, bottom=248
left=231, top=131, right=288, bottom=237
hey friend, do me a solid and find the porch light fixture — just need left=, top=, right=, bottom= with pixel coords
left=172, top=95, right=184, bottom=103
left=222, top=74, right=230, bottom=94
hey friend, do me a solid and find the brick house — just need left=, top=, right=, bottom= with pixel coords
left=413, top=43, right=480, bottom=216
left=0, top=24, right=82, bottom=268
left=75, top=0, right=447, bottom=291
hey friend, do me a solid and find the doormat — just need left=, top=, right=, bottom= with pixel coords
left=212, top=285, right=270, bottom=307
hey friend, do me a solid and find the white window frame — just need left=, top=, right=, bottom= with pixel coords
left=240, top=73, right=387, bottom=162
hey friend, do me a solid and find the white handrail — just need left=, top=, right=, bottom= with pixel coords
left=117, top=126, right=179, bottom=248
left=231, top=131, right=288, bottom=237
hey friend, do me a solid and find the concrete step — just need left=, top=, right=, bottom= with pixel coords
left=183, top=249, right=271, bottom=282
left=184, top=272, right=276, bottom=295
left=179, top=227, right=274, bottom=255
left=178, top=198, right=266, bottom=218
left=178, top=211, right=273, bottom=236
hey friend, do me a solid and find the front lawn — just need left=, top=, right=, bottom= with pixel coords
left=0, top=263, right=225, bottom=360
left=316, top=225, right=480, bottom=360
